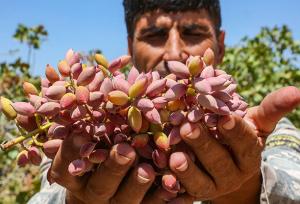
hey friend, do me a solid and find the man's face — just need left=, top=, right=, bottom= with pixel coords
left=128, top=9, right=225, bottom=76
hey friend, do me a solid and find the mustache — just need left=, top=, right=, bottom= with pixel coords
left=153, top=61, right=171, bottom=77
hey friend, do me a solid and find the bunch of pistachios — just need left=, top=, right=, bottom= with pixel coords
left=0, top=48, right=247, bottom=195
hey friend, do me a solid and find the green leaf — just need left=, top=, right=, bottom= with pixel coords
left=222, top=25, right=300, bottom=127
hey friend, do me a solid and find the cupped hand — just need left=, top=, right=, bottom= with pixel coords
left=168, top=86, right=300, bottom=203
left=46, top=134, right=156, bottom=204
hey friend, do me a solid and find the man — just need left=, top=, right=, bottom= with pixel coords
left=28, top=0, right=300, bottom=203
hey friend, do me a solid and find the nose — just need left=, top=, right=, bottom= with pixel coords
left=163, top=28, right=188, bottom=63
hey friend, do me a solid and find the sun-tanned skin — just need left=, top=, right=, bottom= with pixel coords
left=128, top=9, right=225, bottom=74
left=50, top=9, right=300, bottom=204
left=127, top=9, right=300, bottom=204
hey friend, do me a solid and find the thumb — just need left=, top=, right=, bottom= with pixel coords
left=250, top=86, right=300, bottom=133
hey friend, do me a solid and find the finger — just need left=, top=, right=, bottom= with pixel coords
left=112, top=163, right=156, bottom=204
left=85, top=143, right=136, bottom=203
left=168, top=194, right=195, bottom=204
left=250, top=86, right=300, bottom=133
left=179, top=122, right=240, bottom=187
left=218, top=114, right=263, bottom=174
left=169, top=152, right=216, bottom=199
left=143, top=187, right=177, bottom=204
left=50, top=132, right=89, bottom=192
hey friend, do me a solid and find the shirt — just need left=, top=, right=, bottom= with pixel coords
left=27, top=118, right=300, bottom=204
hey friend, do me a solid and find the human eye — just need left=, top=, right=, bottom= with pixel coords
left=183, top=30, right=205, bottom=37
left=181, top=24, right=211, bottom=43
left=143, top=28, right=167, bottom=39
left=138, top=27, right=168, bottom=46
left=148, top=32, right=166, bottom=39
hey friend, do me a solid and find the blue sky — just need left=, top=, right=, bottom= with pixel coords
left=1, top=0, right=299, bottom=77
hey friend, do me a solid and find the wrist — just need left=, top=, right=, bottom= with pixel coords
left=211, top=171, right=262, bottom=204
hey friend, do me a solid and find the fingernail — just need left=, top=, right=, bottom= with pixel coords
left=222, top=116, right=235, bottom=130
left=137, top=163, right=153, bottom=184
left=115, top=143, right=135, bottom=165
left=68, top=159, right=86, bottom=176
left=180, top=122, right=200, bottom=139
left=170, top=152, right=188, bottom=172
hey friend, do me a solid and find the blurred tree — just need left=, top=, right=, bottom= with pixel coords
left=221, top=25, right=300, bottom=127
left=13, top=24, right=48, bottom=67
left=0, top=24, right=47, bottom=204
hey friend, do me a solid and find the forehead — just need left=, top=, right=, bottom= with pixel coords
left=134, top=9, right=214, bottom=31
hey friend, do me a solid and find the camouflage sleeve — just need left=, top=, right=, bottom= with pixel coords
left=27, top=156, right=66, bottom=204
left=260, top=117, right=300, bottom=204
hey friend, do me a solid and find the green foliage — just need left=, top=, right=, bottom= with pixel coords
left=0, top=24, right=47, bottom=203
left=120, top=64, right=131, bottom=76
left=221, top=25, right=300, bottom=127
left=13, top=24, right=48, bottom=49
left=0, top=58, right=40, bottom=101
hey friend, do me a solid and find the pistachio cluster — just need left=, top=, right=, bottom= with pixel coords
left=0, top=48, right=247, bottom=196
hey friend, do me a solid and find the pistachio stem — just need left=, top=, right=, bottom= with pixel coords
left=32, top=134, right=44, bottom=147
left=34, top=114, right=41, bottom=129
left=69, top=72, right=77, bottom=91
left=0, top=122, right=52, bottom=151
left=84, top=104, right=94, bottom=120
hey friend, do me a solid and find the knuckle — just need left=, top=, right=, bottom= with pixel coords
left=191, top=183, right=216, bottom=199
left=103, top=158, right=132, bottom=176
left=206, top=153, right=233, bottom=176
left=85, top=184, right=111, bottom=202
left=193, top=138, right=214, bottom=154
left=217, top=176, right=242, bottom=194
left=108, top=166, right=127, bottom=177
left=176, top=166, right=193, bottom=179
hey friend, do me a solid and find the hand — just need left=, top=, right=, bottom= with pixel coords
left=168, top=86, right=300, bottom=203
left=47, top=134, right=156, bottom=204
